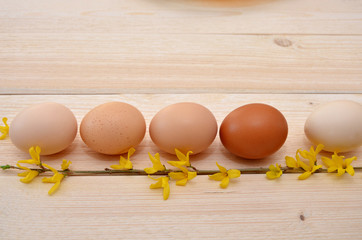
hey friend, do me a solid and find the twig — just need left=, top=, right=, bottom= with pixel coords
left=2, top=164, right=362, bottom=176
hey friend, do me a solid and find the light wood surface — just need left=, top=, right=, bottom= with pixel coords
left=1, top=0, right=362, bottom=94
left=1, top=0, right=362, bottom=239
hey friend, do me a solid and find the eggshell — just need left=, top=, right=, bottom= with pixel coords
left=80, top=102, right=146, bottom=155
left=304, top=100, right=362, bottom=152
left=149, top=102, right=218, bottom=155
left=220, top=103, right=288, bottom=159
left=9, top=102, right=78, bottom=155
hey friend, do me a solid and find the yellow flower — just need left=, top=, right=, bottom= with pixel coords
left=0, top=117, right=9, bottom=140
left=285, top=151, right=301, bottom=168
left=16, top=163, right=39, bottom=183
left=61, top=159, right=72, bottom=170
left=144, top=153, right=165, bottom=174
left=298, top=144, right=324, bottom=166
left=298, top=160, right=322, bottom=180
left=266, top=164, right=283, bottom=180
left=110, top=147, right=135, bottom=170
left=285, top=144, right=323, bottom=180
left=17, top=146, right=41, bottom=165
left=209, top=162, right=241, bottom=188
left=168, top=165, right=197, bottom=186
left=42, top=163, right=65, bottom=195
left=285, top=144, right=324, bottom=169
left=322, top=152, right=356, bottom=176
left=149, top=176, right=170, bottom=200
left=167, top=149, right=192, bottom=168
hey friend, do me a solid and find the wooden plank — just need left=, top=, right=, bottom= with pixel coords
left=0, top=94, right=361, bottom=171
left=1, top=173, right=362, bottom=239
left=1, top=34, right=361, bottom=94
left=0, top=0, right=361, bottom=35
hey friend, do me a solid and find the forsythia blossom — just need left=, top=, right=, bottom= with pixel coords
left=110, top=147, right=135, bottom=170
left=16, top=163, right=39, bottom=183
left=42, top=163, right=65, bottom=195
left=61, top=159, right=72, bottom=170
left=144, top=153, right=165, bottom=174
left=17, top=146, right=41, bottom=165
left=285, top=144, right=323, bottom=180
left=149, top=176, right=170, bottom=200
left=322, top=152, right=356, bottom=176
left=168, top=165, right=197, bottom=186
left=167, top=149, right=192, bottom=168
left=0, top=117, right=9, bottom=140
left=266, top=164, right=283, bottom=180
left=209, top=162, right=241, bottom=188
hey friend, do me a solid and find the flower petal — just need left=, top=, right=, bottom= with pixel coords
left=345, top=156, right=357, bottom=166
left=167, top=160, right=188, bottom=168
left=298, top=160, right=311, bottom=172
left=285, top=156, right=298, bottom=168
left=266, top=171, right=279, bottom=180
left=337, top=167, right=346, bottom=176
left=163, top=181, right=170, bottom=200
left=220, top=177, right=230, bottom=189
left=298, top=171, right=312, bottom=180
left=227, top=169, right=241, bottom=179
left=209, top=172, right=225, bottom=181
left=61, top=159, right=72, bottom=170
left=42, top=177, right=54, bottom=183
left=19, top=170, right=39, bottom=183
left=346, top=165, right=355, bottom=176
left=144, top=167, right=157, bottom=174
left=16, top=163, right=29, bottom=170
left=127, top=147, right=136, bottom=159
left=28, top=146, right=41, bottom=165
left=315, top=144, right=324, bottom=154
left=149, top=179, right=162, bottom=189
left=168, top=172, right=185, bottom=180
left=175, top=149, right=192, bottom=167
left=327, top=166, right=338, bottom=173
left=215, top=162, right=227, bottom=173
left=48, top=181, right=61, bottom=195
left=311, top=165, right=322, bottom=173
left=176, top=178, right=188, bottom=186
left=322, top=156, right=335, bottom=168
left=187, top=171, right=197, bottom=180
left=0, top=117, right=9, bottom=140
left=110, top=164, right=123, bottom=170
left=148, top=153, right=165, bottom=171
left=42, top=163, right=57, bottom=174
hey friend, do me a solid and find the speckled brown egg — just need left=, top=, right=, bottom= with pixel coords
left=220, top=103, right=288, bottom=159
left=149, top=102, right=218, bottom=155
left=9, top=102, right=78, bottom=155
left=80, top=102, right=146, bottom=155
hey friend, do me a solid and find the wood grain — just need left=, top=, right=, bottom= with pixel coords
left=1, top=0, right=362, bottom=239
left=1, top=0, right=362, bottom=94
left=1, top=173, right=362, bottom=239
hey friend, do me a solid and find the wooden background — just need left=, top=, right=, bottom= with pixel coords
left=1, top=0, right=361, bottom=239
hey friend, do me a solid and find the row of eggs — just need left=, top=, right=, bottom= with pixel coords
left=9, top=100, right=362, bottom=159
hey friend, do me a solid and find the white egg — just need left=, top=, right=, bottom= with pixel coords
left=304, top=100, right=362, bottom=152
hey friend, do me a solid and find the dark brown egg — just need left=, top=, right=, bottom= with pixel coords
left=220, top=103, right=288, bottom=159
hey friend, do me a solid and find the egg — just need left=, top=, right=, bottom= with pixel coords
left=220, top=103, right=288, bottom=159
left=80, top=102, right=146, bottom=155
left=9, top=102, right=77, bottom=155
left=304, top=100, right=362, bottom=152
left=149, top=102, right=218, bottom=155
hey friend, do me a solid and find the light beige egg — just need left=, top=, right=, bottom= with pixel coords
left=80, top=102, right=146, bottom=155
left=304, top=100, right=362, bottom=152
left=10, top=102, right=78, bottom=155
left=149, top=102, right=218, bottom=155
